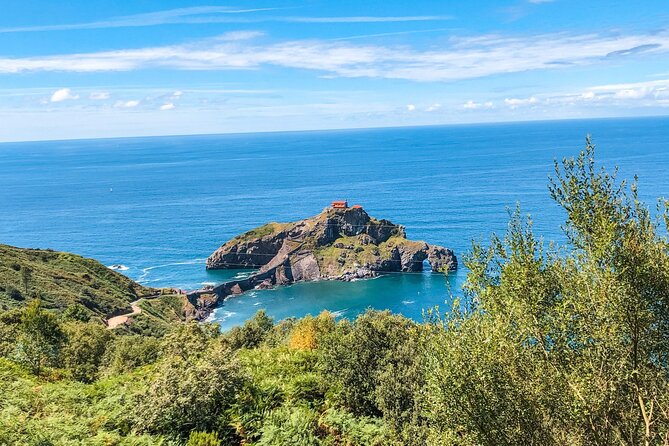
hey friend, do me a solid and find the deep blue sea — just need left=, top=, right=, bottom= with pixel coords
left=1, top=117, right=668, bottom=330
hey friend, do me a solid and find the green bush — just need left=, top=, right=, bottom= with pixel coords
left=319, top=310, right=417, bottom=417
left=133, top=324, right=245, bottom=439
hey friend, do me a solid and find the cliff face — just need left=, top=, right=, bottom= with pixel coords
left=206, top=207, right=457, bottom=285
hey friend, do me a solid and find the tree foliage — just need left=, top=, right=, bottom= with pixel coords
left=14, top=300, right=64, bottom=376
left=424, top=138, right=669, bottom=445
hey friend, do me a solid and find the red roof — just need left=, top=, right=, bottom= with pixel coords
left=331, top=200, right=348, bottom=208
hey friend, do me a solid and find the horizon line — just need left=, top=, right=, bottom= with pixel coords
left=1, top=113, right=668, bottom=146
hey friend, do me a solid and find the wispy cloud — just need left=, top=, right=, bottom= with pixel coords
left=0, top=7, right=451, bottom=33
left=89, top=91, right=110, bottom=100
left=0, top=6, right=282, bottom=33
left=283, top=16, right=452, bottom=23
left=1, top=29, right=667, bottom=84
left=114, top=99, right=140, bottom=108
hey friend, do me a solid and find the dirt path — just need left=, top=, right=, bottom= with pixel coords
left=106, top=300, right=142, bottom=329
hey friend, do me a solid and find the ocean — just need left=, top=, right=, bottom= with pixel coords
left=1, top=117, right=668, bottom=330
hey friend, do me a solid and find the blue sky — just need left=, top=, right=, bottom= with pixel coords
left=0, top=0, right=668, bottom=142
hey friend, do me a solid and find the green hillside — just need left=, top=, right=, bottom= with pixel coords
left=0, top=244, right=156, bottom=321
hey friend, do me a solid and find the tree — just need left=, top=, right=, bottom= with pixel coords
left=226, top=310, right=274, bottom=349
left=423, top=138, right=669, bottom=445
left=15, top=300, right=64, bottom=376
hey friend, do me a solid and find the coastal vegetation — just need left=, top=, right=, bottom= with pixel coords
left=2, top=139, right=669, bottom=444
left=0, top=244, right=154, bottom=318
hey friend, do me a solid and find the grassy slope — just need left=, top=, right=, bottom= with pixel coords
left=233, top=222, right=288, bottom=243
left=314, top=235, right=425, bottom=276
left=116, top=294, right=192, bottom=336
left=0, top=244, right=187, bottom=328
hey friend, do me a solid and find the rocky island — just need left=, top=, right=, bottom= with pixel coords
left=187, top=202, right=456, bottom=318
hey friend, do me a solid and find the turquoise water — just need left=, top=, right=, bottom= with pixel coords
left=1, top=117, right=668, bottom=330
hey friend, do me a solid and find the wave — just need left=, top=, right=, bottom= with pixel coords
left=138, top=258, right=207, bottom=281
left=201, top=281, right=216, bottom=287
left=253, top=302, right=262, bottom=306
left=330, top=308, right=348, bottom=317
left=108, top=264, right=129, bottom=271
left=214, top=310, right=237, bottom=322
left=402, top=300, right=415, bottom=305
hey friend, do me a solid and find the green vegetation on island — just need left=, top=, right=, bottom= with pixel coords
left=1, top=138, right=669, bottom=445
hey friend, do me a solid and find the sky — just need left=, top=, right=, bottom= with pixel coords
left=0, top=0, right=668, bottom=142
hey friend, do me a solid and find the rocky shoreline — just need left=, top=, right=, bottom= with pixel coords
left=186, top=204, right=457, bottom=320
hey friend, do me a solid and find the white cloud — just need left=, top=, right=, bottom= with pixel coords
left=0, top=29, right=667, bottom=83
left=504, top=96, right=539, bottom=108
left=89, top=91, right=110, bottom=100
left=473, top=79, right=669, bottom=112
left=581, top=79, right=669, bottom=103
left=160, top=103, right=175, bottom=110
left=426, top=103, right=442, bottom=112
left=50, top=88, right=79, bottom=102
left=114, top=100, right=140, bottom=108
left=463, top=100, right=494, bottom=109
left=406, top=104, right=416, bottom=111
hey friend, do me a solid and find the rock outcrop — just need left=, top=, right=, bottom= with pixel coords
left=190, top=207, right=457, bottom=316
left=206, top=206, right=455, bottom=278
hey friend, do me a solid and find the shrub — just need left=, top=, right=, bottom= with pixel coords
left=320, top=310, right=417, bottom=417
left=187, top=431, right=222, bottom=446
left=320, top=408, right=388, bottom=446
left=14, top=300, right=64, bottom=376
left=133, top=326, right=244, bottom=439
left=288, top=312, right=335, bottom=350
left=6, top=287, right=23, bottom=301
